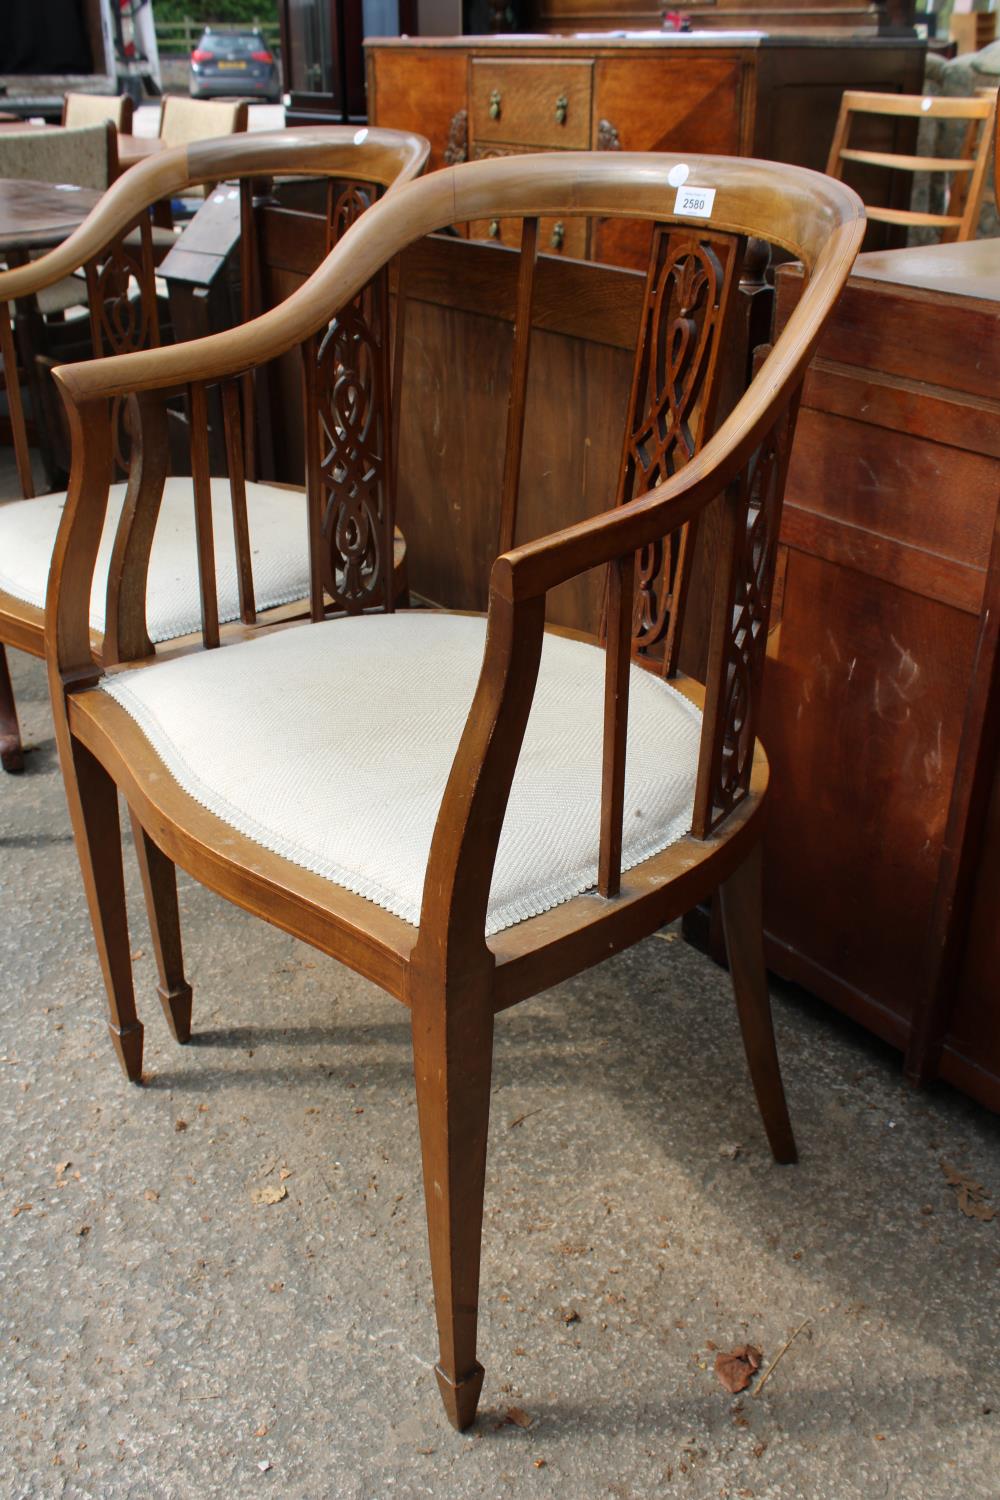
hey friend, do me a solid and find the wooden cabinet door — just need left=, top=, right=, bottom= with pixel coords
left=591, top=54, right=749, bottom=268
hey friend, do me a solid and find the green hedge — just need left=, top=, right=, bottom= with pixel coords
left=154, top=0, right=279, bottom=24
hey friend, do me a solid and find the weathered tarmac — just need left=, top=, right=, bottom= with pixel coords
left=2, top=641, right=998, bottom=1500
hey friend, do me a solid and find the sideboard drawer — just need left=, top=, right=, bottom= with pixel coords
left=468, top=213, right=590, bottom=259
left=470, top=59, right=593, bottom=149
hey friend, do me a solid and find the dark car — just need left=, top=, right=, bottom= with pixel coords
left=189, top=28, right=280, bottom=103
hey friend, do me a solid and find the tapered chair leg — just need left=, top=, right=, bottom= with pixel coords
left=129, top=808, right=193, bottom=1044
left=411, top=976, right=494, bottom=1430
left=62, top=736, right=144, bottom=1081
left=718, top=842, right=797, bottom=1164
left=0, top=645, right=24, bottom=773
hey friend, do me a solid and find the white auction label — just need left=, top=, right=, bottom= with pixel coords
left=674, top=185, right=716, bottom=218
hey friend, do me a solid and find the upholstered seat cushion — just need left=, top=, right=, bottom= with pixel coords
left=100, top=613, right=703, bottom=935
left=0, top=477, right=309, bottom=642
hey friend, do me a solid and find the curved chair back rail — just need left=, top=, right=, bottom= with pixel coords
left=0, top=126, right=431, bottom=304
left=48, top=151, right=863, bottom=916
left=54, top=152, right=859, bottom=404
left=44, top=154, right=863, bottom=1430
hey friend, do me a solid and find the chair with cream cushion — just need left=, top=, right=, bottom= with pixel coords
left=158, top=96, right=249, bottom=150
left=0, top=126, right=429, bottom=773
left=44, top=154, right=864, bottom=1429
left=0, top=120, right=118, bottom=315
left=62, top=92, right=135, bottom=134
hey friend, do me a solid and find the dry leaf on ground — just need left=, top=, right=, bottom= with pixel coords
left=714, top=1345, right=762, bottom=1394
left=940, top=1160, right=996, bottom=1223
left=504, top=1406, right=534, bottom=1429
left=251, top=1184, right=288, bottom=1206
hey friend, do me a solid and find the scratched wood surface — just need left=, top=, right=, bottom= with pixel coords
left=766, top=244, right=1000, bottom=1114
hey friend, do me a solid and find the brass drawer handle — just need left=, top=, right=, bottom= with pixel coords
left=489, top=89, right=501, bottom=121
left=551, top=221, right=565, bottom=250
left=488, top=218, right=501, bottom=240
left=555, top=94, right=568, bottom=126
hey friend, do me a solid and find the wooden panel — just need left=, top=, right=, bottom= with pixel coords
left=591, top=56, right=746, bottom=269
left=786, top=409, right=999, bottom=574
left=395, top=296, right=633, bottom=630
left=591, top=55, right=747, bottom=153
left=397, top=234, right=644, bottom=350
left=778, top=273, right=1000, bottom=403
left=801, top=360, right=1000, bottom=462
left=366, top=48, right=467, bottom=170
left=470, top=59, right=593, bottom=150
left=761, top=551, right=978, bottom=1025
left=948, top=759, right=1000, bottom=1102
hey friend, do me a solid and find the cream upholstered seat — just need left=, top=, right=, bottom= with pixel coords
left=0, top=478, right=309, bottom=642
left=99, top=612, right=702, bottom=934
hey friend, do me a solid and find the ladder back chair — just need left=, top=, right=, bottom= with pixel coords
left=826, top=88, right=997, bottom=243
left=0, top=126, right=429, bottom=772
left=45, top=154, right=864, bottom=1429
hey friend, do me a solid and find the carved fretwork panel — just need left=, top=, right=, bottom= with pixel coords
left=84, top=216, right=160, bottom=477
left=325, top=180, right=377, bottom=254
left=306, top=265, right=393, bottom=616
left=443, top=109, right=468, bottom=166
left=614, top=225, right=744, bottom=668
left=692, top=395, right=800, bottom=839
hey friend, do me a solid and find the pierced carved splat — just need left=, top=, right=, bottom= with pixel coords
left=614, top=226, right=743, bottom=667
left=325, top=179, right=376, bottom=254
left=692, top=394, right=800, bottom=839
left=443, top=109, right=468, bottom=166
left=84, top=217, right=160, bottom=476
left=304, top=268, right=393, bottom=617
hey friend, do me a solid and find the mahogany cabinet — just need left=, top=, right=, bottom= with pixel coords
left=767, top=240, right=1000, bottom=1113
left=365, top=33, right=926, bottom=265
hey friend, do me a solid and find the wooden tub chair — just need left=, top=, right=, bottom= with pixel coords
left=0, top=125, right=429, bottom=773
left=45, top=154, right=864, bottom=1428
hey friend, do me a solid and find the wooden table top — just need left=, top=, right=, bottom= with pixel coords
left=0, top=177, right=103, bottom=252
left=854, top=238, right=1000, bottom=306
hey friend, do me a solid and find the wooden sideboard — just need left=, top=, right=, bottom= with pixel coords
left=365, top=33, right=926, bottom=265
left=766, top=240, right=1000, bottom=1114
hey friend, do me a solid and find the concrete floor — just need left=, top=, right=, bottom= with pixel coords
left=1, top=641, right=999, bottom=1500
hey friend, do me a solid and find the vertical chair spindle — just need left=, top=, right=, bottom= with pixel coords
left=301, top=333, right=326, bottom=622
left=497, top=217, right=539, bottom=556
left=221, top=379, right=256, bottom=624
left=238, top=180, right=259, bottom=480
left=188, top=382, right=220, bottom=648
left=0, top=301, right=33, bottom=498
left=598, top=554, right=635, bottom=898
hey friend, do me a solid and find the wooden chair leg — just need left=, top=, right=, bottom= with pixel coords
left=63, top=735, right=144, bottom=1082
left=718, top=842, right=797, bottom=1165
left=411, top=976, right=494, bottom=1430
left=129, top=808, right=193, bottom=1044
left=0, top=645, right=24, bottom=773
